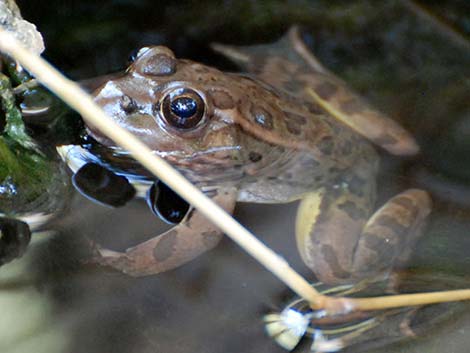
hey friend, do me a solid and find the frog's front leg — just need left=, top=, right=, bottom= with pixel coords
left=296, top=187, right=431, bottom=285
left=91, top=187, right=237, bottom=276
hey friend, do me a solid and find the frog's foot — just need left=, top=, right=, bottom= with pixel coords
left=296, top=188, right=431, bottom=285
left=87, top=187, right=237, bottom=276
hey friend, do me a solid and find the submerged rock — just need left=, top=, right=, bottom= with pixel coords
left=0, top=0, right=44, bottom=54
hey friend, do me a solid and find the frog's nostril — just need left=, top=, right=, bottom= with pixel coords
left=119, top=95, right=138, bottom=113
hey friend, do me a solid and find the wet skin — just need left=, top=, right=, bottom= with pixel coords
left=84, top=27, right=431, bottom=284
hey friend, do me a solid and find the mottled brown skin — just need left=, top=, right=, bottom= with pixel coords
left=86, top=27, right=431, bottom=284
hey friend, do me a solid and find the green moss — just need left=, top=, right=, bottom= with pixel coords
left=0, top=68, right=70, bottom=215
left=0, top=73, right=39, bottom=151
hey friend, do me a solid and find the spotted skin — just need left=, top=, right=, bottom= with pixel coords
left=93, top=188, right=237, bottom=276
left=208, top=90, right=235, bottom=109
left=84, top=27, right=431, bottom=284
left=296, top=186, right=431, bottom=284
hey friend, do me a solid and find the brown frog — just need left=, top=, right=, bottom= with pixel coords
left=84, top=27, right=431, bottom=285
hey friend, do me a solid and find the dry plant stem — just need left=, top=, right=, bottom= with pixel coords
left=1, top=28, right=470, bottom=314
left=324, top=289, right=470, bottom=314
left=0, top=28, right=323, bottom=305
left=351, top=289, right=470, bottom=310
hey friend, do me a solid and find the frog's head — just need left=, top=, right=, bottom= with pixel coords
left=87, top=46, right=290, bottom=182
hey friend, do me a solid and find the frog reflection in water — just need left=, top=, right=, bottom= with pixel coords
left=84, top=27, right=431, bottom=285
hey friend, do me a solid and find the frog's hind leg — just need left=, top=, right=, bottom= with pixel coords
left=89, top=188, right=237, bottom=276
left=212, top=27, right=418, bottom=156
left=296, top=187, right=431, bottom=285
left=288, top=26, right=420, bottom=157
left=353, top=189, right=431, bottom=277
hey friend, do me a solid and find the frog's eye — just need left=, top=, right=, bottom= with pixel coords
left=161, top=88, right=205, bottom=130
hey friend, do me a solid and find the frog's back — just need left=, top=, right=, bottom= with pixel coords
left=235, top=103, right=378, bottom=203
left=221, top=75, right=379, bottom=203
left=199, top=69, right=376, bottom=165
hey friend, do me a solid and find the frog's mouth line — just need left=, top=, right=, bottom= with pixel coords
left=153, top=145, right=242, bottom=159
left=84, top=142, right=240, bottom=158
left=57, top=142, right=244, bottom=187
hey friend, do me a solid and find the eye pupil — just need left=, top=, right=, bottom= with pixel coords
left=160, top=88, right=205, bottom=130
left=170, top=97, right=197, bottom=119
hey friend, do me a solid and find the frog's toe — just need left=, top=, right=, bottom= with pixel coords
left=85, top=242, right=138, bottom=275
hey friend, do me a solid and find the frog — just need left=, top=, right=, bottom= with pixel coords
left=78, top=27, right=431, bottom=285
